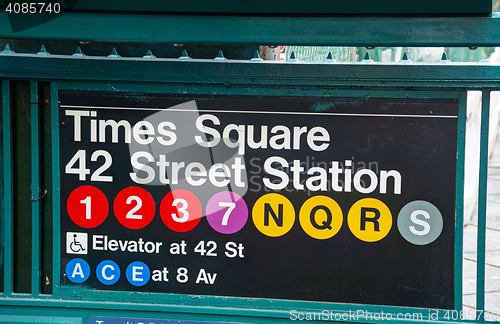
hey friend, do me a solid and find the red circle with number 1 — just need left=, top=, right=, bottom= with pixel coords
left=113, top=187, right=156, bottom=229
left=67, top=186, right=109, bottom=228
left=160, top=189, right=202, bottom=232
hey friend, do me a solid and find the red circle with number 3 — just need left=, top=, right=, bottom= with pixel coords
left=67, top=186, right=109, bottom=228
left=160, top=189, right=202, bottom=232
left=113, top=187, right=156, bottom=229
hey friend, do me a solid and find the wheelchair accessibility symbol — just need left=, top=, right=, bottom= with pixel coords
left=66, top=232, right=88, bottom=255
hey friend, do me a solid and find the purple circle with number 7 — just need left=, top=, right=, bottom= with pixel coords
left=206, top=191, right=248, bottom=234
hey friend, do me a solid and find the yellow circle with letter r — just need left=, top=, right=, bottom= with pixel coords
left=347, top=198, right=392, bottom=242
left=252, top=193, right=295, bottom=237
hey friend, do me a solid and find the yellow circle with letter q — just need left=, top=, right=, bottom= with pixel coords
left=347, top=198, right=392, bottom=242
left=252, top=193, right=295, bottom=237
left=299, top=196, right=343, bottom=240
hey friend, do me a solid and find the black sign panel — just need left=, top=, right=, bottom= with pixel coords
left=60, top=91, right=458, bottom=309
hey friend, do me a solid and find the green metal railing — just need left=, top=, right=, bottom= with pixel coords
left=2, top=12, right=500, bottom=47
left=0, top=45, right=498, bottom=323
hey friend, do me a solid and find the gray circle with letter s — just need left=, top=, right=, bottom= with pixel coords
left=397, top=200, right=443, bottom=245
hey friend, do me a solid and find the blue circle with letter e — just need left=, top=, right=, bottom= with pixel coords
left=96, top=260, right=120, bottom=285
left=66, top=258, right=90, bottom=283
left=126, top=261, right=150, bottom=287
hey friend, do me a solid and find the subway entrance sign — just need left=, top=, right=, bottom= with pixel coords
left=60, top=91, right=457, bottom=309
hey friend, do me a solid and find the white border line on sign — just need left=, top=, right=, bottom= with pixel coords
left=60, top=105, right=458, bottom=119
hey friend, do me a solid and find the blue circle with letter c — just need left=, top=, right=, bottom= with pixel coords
left=96, top=260, right=120, bottom=285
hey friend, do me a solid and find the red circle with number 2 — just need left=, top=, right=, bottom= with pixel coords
left=67, top=186, right=109, bottom=228
left=160, top=189, right=202, bottom=232
left=113, top=187, right=156, bottom=229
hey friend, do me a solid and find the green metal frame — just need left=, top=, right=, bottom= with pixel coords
left=477, top=90, right=491, bottom=321
left=1, top=80, right=12, bottom=298
left=0, top=51, right=479, bottom=323
left=2, top=12, right=500, bottom=47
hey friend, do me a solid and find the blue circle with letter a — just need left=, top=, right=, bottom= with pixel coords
left=66, top=258, right=90, bottom=283
left=126, top=261, right=150, bottom=287
left=96, top=260, right=120, bottom=285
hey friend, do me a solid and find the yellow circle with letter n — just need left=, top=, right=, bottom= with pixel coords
left=252, top=193, right=295, bottom=237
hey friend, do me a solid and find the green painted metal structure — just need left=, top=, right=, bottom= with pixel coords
left=0, top=5, right=499, bottom=324
left=2, top=12, right=500, bottom=47
left=0, top=48, right=494, bottom=323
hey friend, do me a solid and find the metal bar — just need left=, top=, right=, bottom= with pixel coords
left=476, top=90, right=491, bottom=321
left=4, top=56, right=500, bottom=90
left=30, top=81, right=40, bottom=296
left=0, top=81, right=2, bottom=286
left=39, top=82, right=53, bottom=296
left=2, top=11, right=500, bottom=46
left=2, top=80, right=12, bottom=296
left=454, top=92, right=467, bottom=311
left=44, top=1, right=495, bottom=15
